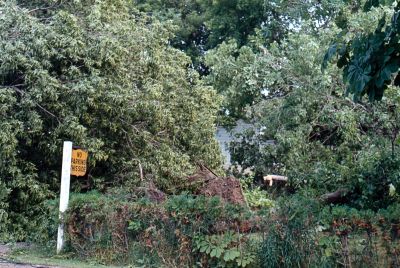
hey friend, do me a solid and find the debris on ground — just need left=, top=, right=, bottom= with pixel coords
left=188, top=165, right=246, bottom=205
left=134, top=181, right=166, bottom=203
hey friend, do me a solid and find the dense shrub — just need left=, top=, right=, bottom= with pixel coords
left=319, top=204, right=400, bottom=267
left=258, top=194, right=323, bottom=268
left=231, top=66, right=400, bottom=210
left=349, top=151, right=400, bottom=210
left=29, top=191, right=398, bottom=267
left=61, top=192, right=263, bottom=266
left=257, top=194, right=400, bottom=268
left=225, top=6, right=400, bottom=210
left=0, top=182, right=10, bottom=241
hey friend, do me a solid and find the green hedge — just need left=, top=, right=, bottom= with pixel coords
left=34, top=192, right=400, bottom=267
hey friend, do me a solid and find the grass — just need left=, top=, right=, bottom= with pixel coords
left=8, top=246, right=128, bottom=268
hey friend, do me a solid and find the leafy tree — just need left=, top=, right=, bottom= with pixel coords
left=205, top=20, right=339, bottom=119
left=134, top=0, right=208, bottom=63
left=132, top=1, right=353, bottom=123
left=135, top=0, right=348, bottom=64
left=323, top=1, right=400, bottom=101
left=0, top=0, right=222, bottom=239
left=230, top=26, right=400, bottom=209
left=200, top=0, right=354, bottom=120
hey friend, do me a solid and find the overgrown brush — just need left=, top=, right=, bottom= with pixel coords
left=32, top=191, right=400, bottom=267
left=61, top=192, right=264, bottom=266
left=258, top=195, right=400, bottom=268
left=258, top=194, right=322, bottom=268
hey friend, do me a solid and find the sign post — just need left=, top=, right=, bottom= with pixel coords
left=57, top=141, right=73, bottom=254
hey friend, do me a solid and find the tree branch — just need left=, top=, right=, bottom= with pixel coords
left=3, top=84, right=62, bottom=124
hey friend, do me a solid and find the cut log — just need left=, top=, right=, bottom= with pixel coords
left=320, top=189, right=349, bottom=204
left=263, top=175, right=288, bottom=186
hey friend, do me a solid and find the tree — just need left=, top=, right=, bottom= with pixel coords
left=204, top=18, right=342, bottom=119
left=229, top=24, right=400, bottom=209
left=0, top=0, right=222, bottom=239
left=323, top=1, right=400, bottom=101
left=134, top=0, right=348, bottom=69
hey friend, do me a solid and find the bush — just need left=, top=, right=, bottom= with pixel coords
left=0, top=181, right=10, bottom=241
left=319, top=204, right=400, bottom=267
left=258, top=194, right=322, bottom=268
left=33, top=191, right=399, bottom=267
left=257, top=194, right=400, bottom=268
left=349, top=151, right=400, bottom=210
left=229, top=23, right=400, bottom=211
left=55, top=192, right=264, bottom=266
left=65, top=192, right=135, bottom=263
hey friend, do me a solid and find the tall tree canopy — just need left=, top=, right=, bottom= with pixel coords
left=133, top=0, right=354, bottom=120
left=135, top=0, right=349, bottom=69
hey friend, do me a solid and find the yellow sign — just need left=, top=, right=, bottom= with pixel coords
left=71, top=149, right=88, bottom=176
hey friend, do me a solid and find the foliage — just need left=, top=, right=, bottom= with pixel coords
left=29, top=199, right=59, bottom=249
left=257, top=194, right=400, bottom=268
left=204, top=40, right=261, bottom=118
left=378, top=203, right=400, bottom=266
left=258, top=195, right=322, bottom=268
left=204, top=19, right=340, bottom=119
left=323, top=1, right=400, bottom=101
left=193, top=231, right=256, bottom=267
left=0, top=181, right=10, bottom=240
left=348, top=149, right=400, bottom=209
left=233, top=86, right=400, bottom=207
left=205, top=1, right=391, bottom=118
left=134, top=0, right=348, bottom=75
left=241, top=180, right=274, bottom=209
left=134, top=0, right=209, bottom=67
left=0, top=0, right=222, bottom=238
left=65, top=192, right=136, bottom=263
left=2, top=5, right=400, bottom=268
left=229, top=17, right=400, bottom=209
left=59, top=192, right=262, bottom=266
left=136, top=0, right=348, bottom=48
left=185, top=0, right=350, bottom=118
left=27, top=190, right=399, bottom=267
left=244, top=189, right=274, bottom=209
left=319, top=204, right=400, bottom=267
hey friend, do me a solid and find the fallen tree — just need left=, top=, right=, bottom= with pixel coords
left=0, top=0, right=222, bottom=239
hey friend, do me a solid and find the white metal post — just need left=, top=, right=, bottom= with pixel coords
left=57, top=141, right=73, bottom=254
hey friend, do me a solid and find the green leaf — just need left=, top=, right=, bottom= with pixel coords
left=210, top=248, right=217, bottom=257
left=215, top=248, right=223, bottom=258
left=363, top=0, right=380, bottom=12
left=223, top=249, right=240, bottom=262
left=200, top=245, right=209, bottom=253
left=322, top=44, right=338, bottom=70
left=325, top=248, right=332, bottom=257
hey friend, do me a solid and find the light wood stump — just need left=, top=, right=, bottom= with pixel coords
left=263, top=175, right=288, bottom=186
